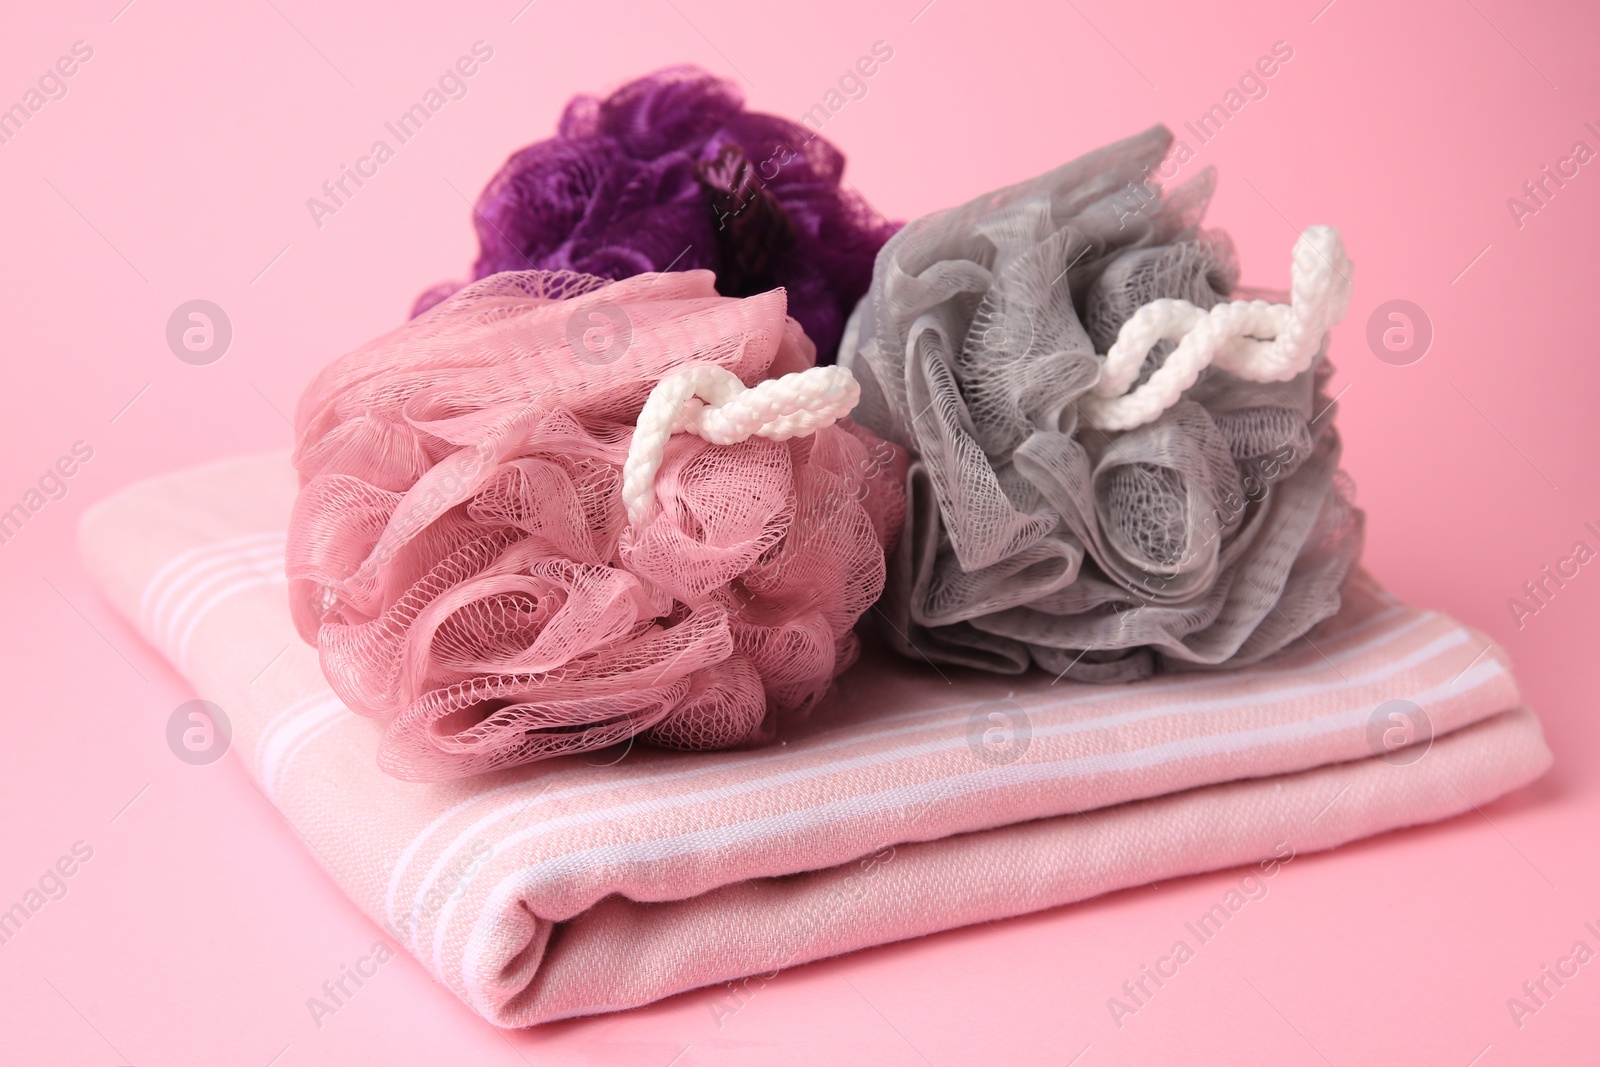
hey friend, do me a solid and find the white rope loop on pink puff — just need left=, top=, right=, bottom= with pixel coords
left=622, top=363, right=862, bottom=530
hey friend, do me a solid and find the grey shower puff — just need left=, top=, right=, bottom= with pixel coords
left=840, top=125, right=1363, bottom=681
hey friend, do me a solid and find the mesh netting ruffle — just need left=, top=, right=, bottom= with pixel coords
left=839, top=125, right=1364, bottom=681
left=288, top=269, right=906, bottom=780
left=410, top=65, right=899, bottom=365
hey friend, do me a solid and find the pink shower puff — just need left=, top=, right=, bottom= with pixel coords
left=286, top=269, right=906, bottom=781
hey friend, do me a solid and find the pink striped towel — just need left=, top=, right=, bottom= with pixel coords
left=79, top=452, right=1551, bottom=1026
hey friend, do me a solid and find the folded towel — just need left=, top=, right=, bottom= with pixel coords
left=79, top=452, right=1551, bottom=1026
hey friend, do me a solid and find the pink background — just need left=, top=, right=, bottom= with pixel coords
left=2, top=0, right=1597, bottom=1062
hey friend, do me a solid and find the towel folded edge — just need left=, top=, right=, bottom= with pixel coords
left=481, top=704, right=1549, bottom=1025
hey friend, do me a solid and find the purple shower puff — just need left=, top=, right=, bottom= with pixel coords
left=411, top=65, right=898, bottom=363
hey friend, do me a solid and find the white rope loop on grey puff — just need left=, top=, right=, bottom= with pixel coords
left=1083, top=225, right=1353, bottom=431
left=622, top=363, right=861, bottom=530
